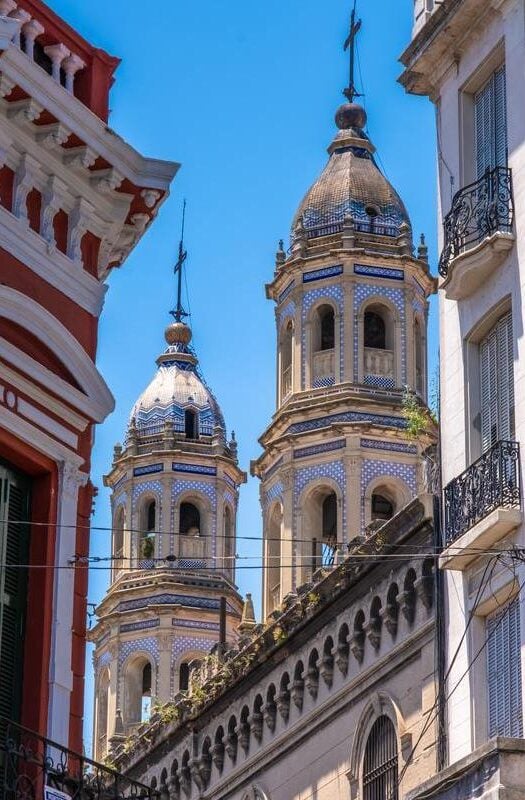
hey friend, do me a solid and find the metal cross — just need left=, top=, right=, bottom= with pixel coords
left=171, top=199, right=188, bottom=322
left=343, top=1, right=362, bottom=103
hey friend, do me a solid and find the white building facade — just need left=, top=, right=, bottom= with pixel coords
left=401, top=0, right=525, bottom=796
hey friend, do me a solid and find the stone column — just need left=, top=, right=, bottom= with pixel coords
left=44, top=43, right=70, bottom=83
left=9, top=7, right=29, bottom=47
left=157, top=630, right=173, bottom=703
left=22, top=17, right=44, bottom=58
left=343, top=278, right=354, bottom=383
left=62, top=53, right=85, bottom=94
left=47, top=460, right=88, bottom=746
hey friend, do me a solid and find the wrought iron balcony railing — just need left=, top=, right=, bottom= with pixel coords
left=0, top=718, right=156, bottom=800
left=438, top=166, right=514, bottom=278
left=443, top=440, right=521, bottom=547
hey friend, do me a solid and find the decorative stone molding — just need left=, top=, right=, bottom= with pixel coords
left=62, top=53, right=85, bottom=93
left=22, top=17, right=44, bottom=58
left=13, top=153, right=40, bottom=221
left=36, top=122, right=71, bottom=149
left=7, top=97, right=43, bottom=122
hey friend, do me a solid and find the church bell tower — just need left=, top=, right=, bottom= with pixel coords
left=252, top=11, right=436, bottom=618
left=90, top=236, right=246, bottom=760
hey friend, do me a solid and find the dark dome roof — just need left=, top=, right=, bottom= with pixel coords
left=292, top=104, right=411, bottom=242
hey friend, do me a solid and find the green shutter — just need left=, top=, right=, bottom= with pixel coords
left=0, top=464, right=31, bottom=725
left=480, top=311, right=514, bottom=453
left=475, top=64, right=507, bottom=178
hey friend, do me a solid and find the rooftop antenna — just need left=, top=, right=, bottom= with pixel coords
left=343, top=0, right=362, bottom=103
left=171, top=199, right=188, bottom=323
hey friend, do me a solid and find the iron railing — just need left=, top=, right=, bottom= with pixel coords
left=311, top=537, right=338, bottom=573
left=443, top=440, right=521, bottom=547
left=0, top=718, right=156, bottom=800
left=438, top=166, right=514, bottom=278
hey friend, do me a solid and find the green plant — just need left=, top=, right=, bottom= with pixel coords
left=402, top=388, right=430, bottom=439
left=272, top=625, right=287, bottom=644
left=307, top=592, right=320, bottom=608
left=141, top=535, right=155, bottom=559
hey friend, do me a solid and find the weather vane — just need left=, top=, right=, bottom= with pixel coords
left=343, top=0, right=362, bottom=103
left=171, top=200, right=188, bottom=323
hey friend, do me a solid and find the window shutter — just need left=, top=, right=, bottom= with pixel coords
left=0, top=466, right=30, bottom=724
left=480, top=311, right=514, bottom=452
left=487, top=596, right=523, bottom=738
left=475, top=65, right=507, bottom=179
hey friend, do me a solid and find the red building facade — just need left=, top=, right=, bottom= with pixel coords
left=0, top=0, right=178, bottom=751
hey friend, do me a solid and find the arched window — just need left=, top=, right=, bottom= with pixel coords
left=179, top=662, right=190, bottom=692
left=146, top=500, right=156, bottom=532
left=415, top=318, right=424, bottom=395
left=224, top=506, right=234, bottom=573
left=113, top=508, right=124, bottom=579
left=281, top=321, right=293, bottom=400
left=371, top=493, right=395, bottom=522
left=141, top=662, right=152, bottom=722
left=185, top=409, right=198, bottom=439
left=364, top=311, right=386, bottom=349
left=180, top=502, right=201, bottom=535
left=301, top=486, right=339, bottom=581
left=313, top=304, right=335, bottom=352
left=266, top=504, right=282, bottom=615
left=363, top=715, right=398, bottom=800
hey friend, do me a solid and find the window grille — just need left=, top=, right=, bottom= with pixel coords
left=487, top=596, right=523, bottom=738
left=475, top=65, right=507, bottom=179
left=0, top=465, right=31, bottom=727
left=480, top=311, right=514, bottom=453
left=363, top=715, right=399, bottom=800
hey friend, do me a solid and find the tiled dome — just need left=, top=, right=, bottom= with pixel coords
left=128, top=322, right=225, bottom=438
left=291, top=104, right=411, bottom=242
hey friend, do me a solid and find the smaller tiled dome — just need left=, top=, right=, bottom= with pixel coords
left=128, top=323, right=225, bottom=439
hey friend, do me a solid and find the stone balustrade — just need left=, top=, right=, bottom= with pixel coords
left=364, top=347, right=394, bottom=378
left=313, top=348, right=335, bottom=380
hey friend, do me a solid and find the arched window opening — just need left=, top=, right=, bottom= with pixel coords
left=266, top=504, right=282, bottom=615
left=179, top=662, right=190, bottom=692
left=184, top=408, right=198, bottom=439
left=141, top=662, right=152, bottom=723
left=371, top=493, right=395, bottom=522
left=180, top=502, right=201, bottom=536
left=363, top=715, right=398, bottom=800
left=140, top=500, right=156, bottom=562
left=415, top=318, right=424, bottom=395
left=224, top=506, right=234, bottom=573
left=302, top=487, right=338, bottom=582
left=319, top=306, right=335, bottom=351
left=113, top=508, right=124, bottom=578
left=364, top=311, right=386, bottom=350
left=281, top=321, right=293, bottom=400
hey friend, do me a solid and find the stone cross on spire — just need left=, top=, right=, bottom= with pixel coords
left=343, top=0, right=362, bottom=103
left=171, top=199, right=188, bottom=323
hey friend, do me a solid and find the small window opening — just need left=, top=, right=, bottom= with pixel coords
left=185, top=409, right=198, bottom=439
left=180, top=502, right=201, bottom=536
left=146, top=500, right=156, bottom=532
left=371, top=493, right=394, bottom=522
left=364, top=311, right=386, bottom=349
left=179, top=662, right=190, bottom=692
left=141, top=662, right=152, bottom=722
left=319, top=306, right=335, bottom=351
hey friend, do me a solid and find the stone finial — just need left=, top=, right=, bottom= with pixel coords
left=417, top=232, right=428, bottom=262
left=229, top=430, right=238, bottom=460
left=275, top=238, right=286, bottom=268
left=238, top=593, right=256, bottom=634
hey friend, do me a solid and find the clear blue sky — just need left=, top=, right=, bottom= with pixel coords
left=45, top=0, right=437, bottom=752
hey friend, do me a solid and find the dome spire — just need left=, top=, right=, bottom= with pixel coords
left=343, top=0, right=362, bottom=105
left=164, top=200, right=195, bottom=358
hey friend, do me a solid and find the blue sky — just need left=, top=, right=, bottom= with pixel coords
left=45, top=0, right=437, bottom=752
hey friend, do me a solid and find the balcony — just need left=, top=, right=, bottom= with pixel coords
left=177, top=534, right=207, bottom=564
left=313, top=349, right=335, bottom=387
left=439, top=167, right=514, bottom=300
left=364, top=347, right=395, bottom=388
left=0, top=717, right=155, bottom=800
left=441, top=440, right=522, bottom=570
